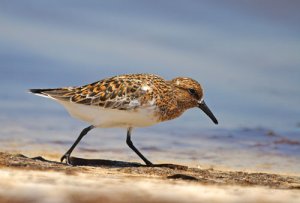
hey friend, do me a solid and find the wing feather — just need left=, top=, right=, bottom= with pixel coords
left=38, top=75, right=156, bottom=111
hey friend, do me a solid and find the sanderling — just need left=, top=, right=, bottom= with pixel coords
left=29, top=73, right=218, bottom=165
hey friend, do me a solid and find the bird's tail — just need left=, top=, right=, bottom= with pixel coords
left=29, top=88, right=57, bottom=98
left=29, top=88, right=55, bottom=94
left=28, top=88, right=74, bottom=101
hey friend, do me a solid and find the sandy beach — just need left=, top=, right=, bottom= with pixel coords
left=0, top=151, right=299, bottom=203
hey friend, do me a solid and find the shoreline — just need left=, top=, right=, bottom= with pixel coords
left=0, top=151, right=300, bottom=203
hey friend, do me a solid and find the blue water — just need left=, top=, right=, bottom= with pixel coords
left=0, top=1, right=299, bottom=173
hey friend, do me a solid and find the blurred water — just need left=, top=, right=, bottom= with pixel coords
left=0, top=1, right=300, bottom=173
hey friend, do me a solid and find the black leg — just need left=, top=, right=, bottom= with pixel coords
left=126, top=127, right=153, bottom=166
left=61, top=125, right=94, bottom=164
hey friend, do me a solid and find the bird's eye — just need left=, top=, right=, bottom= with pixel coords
left=188, top=88, right=196, bottom=95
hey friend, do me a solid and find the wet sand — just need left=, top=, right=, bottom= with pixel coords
left=0, top=152, right=299, bottom=203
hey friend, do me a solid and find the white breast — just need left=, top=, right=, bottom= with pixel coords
left=57, top=100, right=159, bottom=128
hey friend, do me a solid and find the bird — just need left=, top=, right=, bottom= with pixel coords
left=29, top=73, right=218, bottom=166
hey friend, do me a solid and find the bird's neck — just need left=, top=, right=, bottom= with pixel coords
left=158, top=85, right=192, bottom=122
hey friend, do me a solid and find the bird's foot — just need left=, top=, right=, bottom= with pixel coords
left=143, top=159, right=187, bottom=170
left=60, top=153, right=72, bottom=165
left=145, top=163, right=188, bottom=170
left=144, top=160, right=153, bottom=166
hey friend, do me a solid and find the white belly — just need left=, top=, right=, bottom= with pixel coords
left=58, top=101, right=159, bottom=128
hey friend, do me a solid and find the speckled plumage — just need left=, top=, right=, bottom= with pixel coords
left=29, top=73, right=218, bottom=165
left=31, top=74, right=205, bottom=124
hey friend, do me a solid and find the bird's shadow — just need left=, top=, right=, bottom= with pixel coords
left=31, top=156, right=188, bottom=170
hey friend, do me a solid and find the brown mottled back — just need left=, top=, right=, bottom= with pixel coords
left=34, top=74, right=204, bottom=122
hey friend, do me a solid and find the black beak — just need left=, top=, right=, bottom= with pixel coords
left=198, top=100, right=218, bottom=125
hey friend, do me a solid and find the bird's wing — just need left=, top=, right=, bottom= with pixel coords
left=38, top=76, right=155, bottom=110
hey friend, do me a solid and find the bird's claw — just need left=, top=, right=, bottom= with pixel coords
left=60, top=154, right=71, bottom=165
left=145, top=160, right=153, bottom=166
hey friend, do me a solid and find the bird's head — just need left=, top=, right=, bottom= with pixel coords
left=171, top=77, right=218, bottom=125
